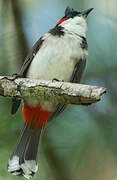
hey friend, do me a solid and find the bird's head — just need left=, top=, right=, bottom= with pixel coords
left=56, top=6, right=93, bottom=36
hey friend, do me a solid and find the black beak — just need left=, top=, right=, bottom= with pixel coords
left=81, top=8, right=94, bottom=18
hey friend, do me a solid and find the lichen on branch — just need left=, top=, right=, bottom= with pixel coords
left=0, top=76, right=106, bottom=105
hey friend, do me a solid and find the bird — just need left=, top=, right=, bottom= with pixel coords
left=7, top=6, right=93, bottom=179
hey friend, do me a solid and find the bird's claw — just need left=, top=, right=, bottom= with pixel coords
left=11, top=73, right=22, bottom=81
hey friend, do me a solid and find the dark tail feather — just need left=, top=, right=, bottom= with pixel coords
left=8, top=124, right=43, bottom=179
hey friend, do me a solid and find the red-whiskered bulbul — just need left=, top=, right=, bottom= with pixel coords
left=7, top=6, right=93, bottom=179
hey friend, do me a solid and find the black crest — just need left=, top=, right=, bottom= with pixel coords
left=65, top=6, right=74, bottom=16
left=64, top=6, right=81, bottom=18
left=65, top=6, right=94, bottom=19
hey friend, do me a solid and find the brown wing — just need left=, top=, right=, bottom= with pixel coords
left=19, top=37, right=44, bottom=77
left=48, top=58, right=86, bottom=122
left=11, top=38, right=44, bottom=115
left=70, top=58, right=86, bottom=83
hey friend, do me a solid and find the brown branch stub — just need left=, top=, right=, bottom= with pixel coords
left=0, top=76, right=106, bottom=105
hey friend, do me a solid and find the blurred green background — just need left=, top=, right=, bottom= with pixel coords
left=0, top=0, right=117, bottom=180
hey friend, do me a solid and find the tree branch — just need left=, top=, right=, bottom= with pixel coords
left=0, top=76, right=106, bottom=105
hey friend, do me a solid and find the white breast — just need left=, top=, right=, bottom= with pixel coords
left=27, top=33, right=87, bottom=82
left=26, top=32, right=87, bottom=109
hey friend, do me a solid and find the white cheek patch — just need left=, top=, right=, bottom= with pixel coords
left=62, top=16, right=87, bottom=37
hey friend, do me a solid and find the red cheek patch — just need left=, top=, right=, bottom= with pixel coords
left=57, top=17, right=69, bottom=25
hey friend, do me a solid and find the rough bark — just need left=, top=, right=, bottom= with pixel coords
left=0, top=76, right=106, bottom=105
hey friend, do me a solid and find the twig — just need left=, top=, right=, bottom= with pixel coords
left=0, top=76, right=106, bottom=105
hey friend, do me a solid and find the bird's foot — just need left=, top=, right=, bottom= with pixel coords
left=11, top=73, right=22, bottom=81
left=52, top=78, right=64, bottom=82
